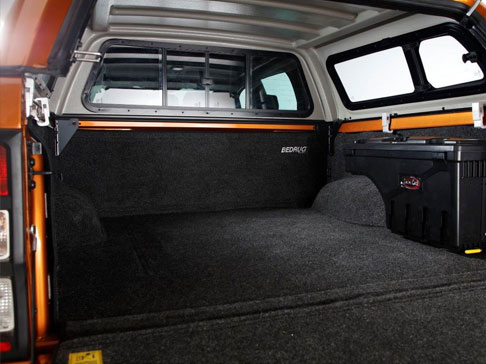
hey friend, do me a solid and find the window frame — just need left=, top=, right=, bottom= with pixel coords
left=326, top=23, right=486, bottom=110
left=82, top=39, right=313, bottom=118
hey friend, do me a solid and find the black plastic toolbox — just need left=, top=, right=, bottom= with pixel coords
left=344, top=136, right=486, bottom=252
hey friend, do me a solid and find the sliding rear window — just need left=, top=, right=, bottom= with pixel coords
left=85, top=41, right=312, bottom=117
left=327, top=23, right=486, bottom=110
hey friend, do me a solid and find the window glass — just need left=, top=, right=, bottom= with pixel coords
left=251, top=56, right=309, bottom=111
left=167, top=51, right=206, bottom=107
left=89, top=46, right=162, bottom=106
left=334, top=47, right=415, bottom=102
left=419, top=35, right=484, bottom=88
left=261, top=73, right=297, bottom=110
left=239, top=89, right=246, bottom=108
left=209, top=54, right=246, bottom=109
left=87, top=44, right=312, bottom=114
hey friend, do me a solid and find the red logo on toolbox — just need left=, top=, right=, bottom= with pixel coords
left=400, top=176, right=421, bottom=190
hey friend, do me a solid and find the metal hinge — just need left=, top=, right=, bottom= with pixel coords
left=33, top=76, right=52, bottom=98
left=72, top=50, right=102, bottom=63
left=472, top=102, right=485, bottom=129
left=24, top=77, right=50, bottom=127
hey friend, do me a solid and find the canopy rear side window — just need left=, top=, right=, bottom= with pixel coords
left=327, top=23, right=486, bottom=110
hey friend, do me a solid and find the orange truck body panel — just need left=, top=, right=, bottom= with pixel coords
left=0, top=1, right=71, bottom=359
left=452, top=0, right=486, bottom=18
left=30, top=154, right=50, bottom=340
left=0, top=78, right=23, bottom=129
left=0, top=0, right=72, bottom=68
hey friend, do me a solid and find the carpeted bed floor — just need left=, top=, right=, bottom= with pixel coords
left=54, top=207, right=486, bottom=363
left=57, top=208, right=486, bottom=323
left=54, top=280, right=486, bottom=364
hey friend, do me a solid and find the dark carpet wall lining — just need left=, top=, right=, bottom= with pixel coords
left=52, top=178, right=107, bottom=253
left=313, top=175, right=386, bottom=227
left=57, top=130, right=327, bottom=217
left=31, top=126, right=328, bottom=324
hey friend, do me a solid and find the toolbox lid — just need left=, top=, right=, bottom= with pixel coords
left=345, top=136, right=486, bottom=161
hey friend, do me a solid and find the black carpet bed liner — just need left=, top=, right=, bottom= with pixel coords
left=54, top=282, right=486, bottom=364
left=54, top=207, right=486, bottom=363
left=48, top=125, right=486, bottom=364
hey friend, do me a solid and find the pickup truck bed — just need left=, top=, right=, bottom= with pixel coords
left=53, top=207, right=486, bottom=363
left=54, top=282, right=486, bottom=363
left=33, top=125, right=485, bottom=363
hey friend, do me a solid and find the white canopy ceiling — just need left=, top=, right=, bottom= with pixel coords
left=91, top=0, right=404, bottom=47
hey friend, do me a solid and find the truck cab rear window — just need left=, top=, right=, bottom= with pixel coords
left=89, top=47, right=162, bottom=106
left=85, top=42, right=312, bottom=116
left=167, top=51, right=207, bottom=108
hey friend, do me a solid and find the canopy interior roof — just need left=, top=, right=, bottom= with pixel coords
left=91, top=0, right=405, bottom=47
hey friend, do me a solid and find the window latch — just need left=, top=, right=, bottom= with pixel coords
left=201, top=78, right=214, bottom=86
left=463, top=51, right=478, bottom=64
left=72, top=50, right=102, bottom=63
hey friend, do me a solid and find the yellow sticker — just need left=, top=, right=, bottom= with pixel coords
left=68, top=350, right=103, bottom=364
left=465, top=249, right=482, bottom=255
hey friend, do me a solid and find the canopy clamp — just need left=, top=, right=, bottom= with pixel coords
left=24, top=77, right=50, bottom=127
left=382, top=113, right=392, bottom=133
left=472, top=102, right=485, bottom=129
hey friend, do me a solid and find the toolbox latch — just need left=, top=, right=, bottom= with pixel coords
left=382, top=113, right=392, bottom=133
left=472, top=102, right=485, bottom=129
